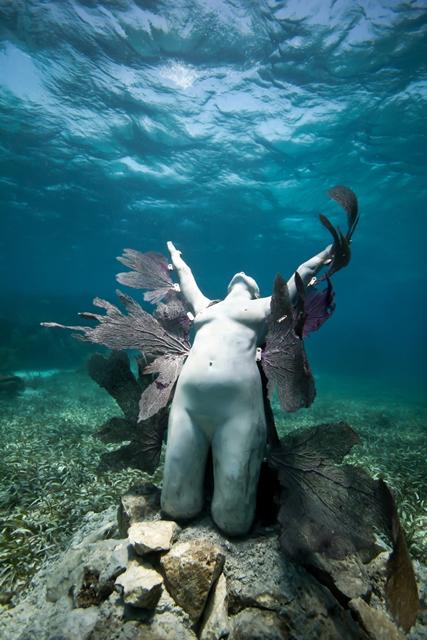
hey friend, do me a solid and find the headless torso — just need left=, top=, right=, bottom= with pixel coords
left=161, top=243, right=331, bottom=535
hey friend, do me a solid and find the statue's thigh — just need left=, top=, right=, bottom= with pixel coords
left=211, top=413, right=266, bottom=535
left=161, top=405, right=209, bottom=519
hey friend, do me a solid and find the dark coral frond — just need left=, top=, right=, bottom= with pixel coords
left=328, top=185, right=359, bottom=240
left=319, top=214, right=351, bottom=278
left=269, top=423, right=419, bottom=630
left=378, top=480, right=419, bottom=632
left=139, top=410, right=169, bottom=474
left=261, top=274, right=315, bottom=412
left=87, top=351, right=141, bottom=422
left=138, top=354, right=186, bottom=421
left=269, top=422, right=382, bottom=561
left=154, top=291, right=192, bottom=340
left=293, top=271, right=306, bottom=338
left=42, top=290, right=190, bottom=360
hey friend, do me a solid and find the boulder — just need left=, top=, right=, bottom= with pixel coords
left=160, top=540, right=225, bottom=622
left=57, top=606, right=100, bottom=640
left=200, top=573, right=229, bottom=640
left=45, top=547, right=86, bottom=603
left=117, top=483, right=161, bottom=536
left=143, top=612, right=198, bottom=639
left=115, top=560, right=163, bottom=609
left=129, top=520, right=181, bottom=556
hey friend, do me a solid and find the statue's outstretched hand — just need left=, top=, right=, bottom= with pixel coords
left=299, top=243, right=334, bottom=288
left=165, top=241, right=209, bottom=312
left=167, top=241, right=183, bottom=271
left=167, top=241, right=181, bottom=257
left=320, top=243, right=334, bottom=265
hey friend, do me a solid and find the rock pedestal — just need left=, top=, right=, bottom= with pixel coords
left=1, top=483, right=425, bottom=640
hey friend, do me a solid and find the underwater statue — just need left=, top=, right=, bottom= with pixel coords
left=42, top=186, right=420, bottom=630
left=161, top=240, right=332, bottom=534
left=43, top=185, right=358, bottom=536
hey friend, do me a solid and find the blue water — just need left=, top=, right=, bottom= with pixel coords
left=0, top=0, right=426, bottom=397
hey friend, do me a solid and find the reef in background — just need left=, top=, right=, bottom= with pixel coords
left=0, top=295, right=100, bottom=374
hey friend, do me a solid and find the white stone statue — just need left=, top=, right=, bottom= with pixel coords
left=161, top=241, right=332, bottom=535
left=43, top=186, right=358, bottom=538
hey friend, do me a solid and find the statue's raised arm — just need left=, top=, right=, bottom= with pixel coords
left=286, top=244, right=333, bottom=301
left=167, top=241, right=211, bottom=315
left=253, top=243, right=333, bottom=318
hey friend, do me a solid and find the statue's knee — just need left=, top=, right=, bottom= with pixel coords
left=210, top=459, right=261, bottom=535
left=161, top=491, right=202, bottom=521
left=161, top=473, right=204, bottom=521
left=211, top=499, right=253, bottom=536
left=211, top=477, right=255, bottom=536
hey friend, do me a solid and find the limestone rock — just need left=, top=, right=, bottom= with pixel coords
left=118, top=482, right=161, bottom=536
left=145, top=612, right=198, bottom=639
left=350, top=597, right=406, bottom=640
left=98, top=539, right=130, bottom=584
left=60, top=606, right=100, bottom=640
left=46, top=547, right=86, bottom=603
left=222, top=532, right=368, bottom=640
left=46, top=538, right=129, bottom=607
left=229, top=607, right=288, bottom=640
left=200, top=573, right=229, bottom=640
left=160, top=540, right=225, bottom=622
left=129, top=520, right=181, bottom=555
left=70, top=507, right=118, bottom=547
left=115, top=560, right=163, bottom=608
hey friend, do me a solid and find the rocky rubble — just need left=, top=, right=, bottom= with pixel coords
left=1, top=482, right=425, bottom=640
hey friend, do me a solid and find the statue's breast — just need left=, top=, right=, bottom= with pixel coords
left=193, top=299, right=266, bottom=331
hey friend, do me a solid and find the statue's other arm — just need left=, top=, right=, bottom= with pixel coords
left=255, top=244, right=333, bottom=316
left=286, top=245, right=332, bottom=301
left=167, top=241, right=211, bottom=315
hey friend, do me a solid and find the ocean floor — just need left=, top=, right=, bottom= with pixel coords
left=0, top=367, right=426, bottom=608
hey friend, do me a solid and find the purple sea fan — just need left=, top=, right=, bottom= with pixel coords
left=154, top=291, right=192, bottom=340
left=42, top=290, right=190, bottom=361
left=116, top=249, right=176, bottom=303
left=42, top=290, right=191, bottom=420
left=139, top=354, right=187, bottom=421
left=303, top=279, right=336, bottom=337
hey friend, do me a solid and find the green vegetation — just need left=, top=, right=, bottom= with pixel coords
left=0, top=371, right=161, bottom=603
left=0, top=370, right=425, bottom=605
